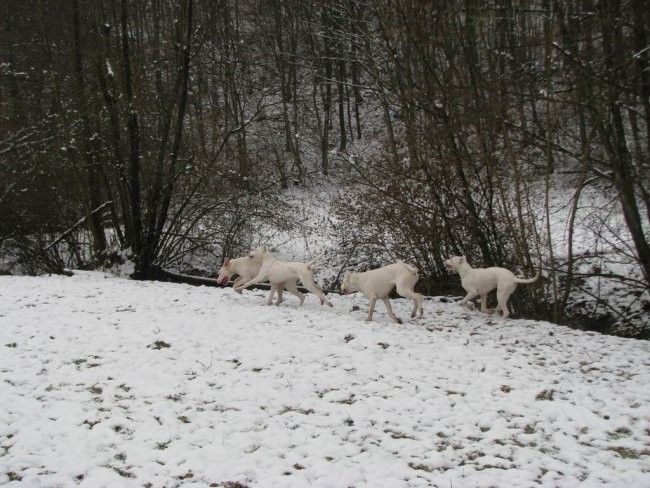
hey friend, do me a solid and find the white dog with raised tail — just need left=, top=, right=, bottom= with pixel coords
left=341, top=262, right=423, bottom=324
left=444, top=255, right=538, bottom=319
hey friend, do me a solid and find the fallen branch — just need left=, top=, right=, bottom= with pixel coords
left=0, top=183, right=15, bottom=205
left=45, top=201, right=113, bottom=251
left=151, top=266, right=318, bottom=295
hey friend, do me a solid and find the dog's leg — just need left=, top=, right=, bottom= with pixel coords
left=479, top=294, right=489, bottom=313
left=236, top=272, right=267, bottom=292
left=498, top=302, right=510, bottom=319
left=496, top=285, right=516, bottom=319
left=233, top=277, right=244, bottom=294
left=266, top=286, right=276, bottom=306
left=366, top=298, right=377, bottom=321
left=382, top=297, right=402, bottom=324
left=396, top=284, right=424, bottom=318
left=284, top=279, right=305, bottom=306
left=458, top=291, right=479, bottom=310
left=298, top=271, right=332, bottom=307
left=274, top=284, right=284, bottom=305
left=496, top=296, right=511, bottom=319
left=412, top=294, right=424, bottom=318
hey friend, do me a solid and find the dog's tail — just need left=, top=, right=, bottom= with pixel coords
left=514, top=273, right=539, bottom=284
left=306, top=251, right=326, bottom=270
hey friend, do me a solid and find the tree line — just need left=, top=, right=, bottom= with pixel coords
left=1, top=0, right=648, bottom=335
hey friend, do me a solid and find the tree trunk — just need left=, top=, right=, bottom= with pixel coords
left=120, top=0, right=144, bottom=276
left=72, top=0, right=107, bottom=259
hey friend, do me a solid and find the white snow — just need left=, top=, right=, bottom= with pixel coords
left=1, top=271, right=649, bottom=487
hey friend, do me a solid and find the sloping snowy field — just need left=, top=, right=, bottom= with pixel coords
left=1, top=272, right=649, bottom=487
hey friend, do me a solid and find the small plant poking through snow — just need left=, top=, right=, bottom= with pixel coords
left=535, top=389, right=555, bottom=401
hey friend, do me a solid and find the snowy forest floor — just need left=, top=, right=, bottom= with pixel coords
left=1, top=271, right=649, bottom=487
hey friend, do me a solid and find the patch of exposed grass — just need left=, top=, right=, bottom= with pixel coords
left=535, top=389, right=554, bottom=401
left=82, top=419, right=100, bottom=429
left=524, top=425, right=536, bottom=435
left=156, top=440, right=171, bottom=450
left=609, top=427, right=632, bottom=440
left=446, top=390, right=465, bottom=396
left=108, top=465, right=134, bottom=478
left=336, top=395, right=356, bottom=405
left=211, top=482, right=251, bottom=488
left=111, top=424, right=133, bottom=436
left=8, top=472, right=22, bottom=481
left=385, top=429, right=416, bottom=440
left=608, top=446, right=640, bottom=459
left=178, top=470, right=194, bottom=480
left=279, top=406, right=315, bottom=415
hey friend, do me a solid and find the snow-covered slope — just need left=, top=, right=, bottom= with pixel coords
left=1, top=272, right=649, bottom=487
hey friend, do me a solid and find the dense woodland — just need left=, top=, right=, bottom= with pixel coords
left=1, top=0, right=649, bottom=336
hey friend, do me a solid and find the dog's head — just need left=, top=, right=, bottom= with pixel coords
left=247, top=246, right=269, bottom=260
left=443, top=256, right=465, bottom=273
left=340, top=272, right=354, bottom=294
left=216, top=257, right=232, bottom=285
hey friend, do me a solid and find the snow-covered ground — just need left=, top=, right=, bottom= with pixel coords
left=1, top=271, right=649, bottom=487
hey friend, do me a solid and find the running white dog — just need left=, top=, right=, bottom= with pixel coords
left=235, top=247, right=332, bottom=307
left=444, top=255, right=538, bottom=319
left=217, top=256, right=304, bottom=306
left=340, top=262, right=423, bottom=323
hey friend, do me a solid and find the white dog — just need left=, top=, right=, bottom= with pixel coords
left=217, top=256, right=304, bottom=306
left=340, top=262, right=423, bottom=323
left=235, top=247, right=332, bottom=307
left=444, top=255, right=538, bottom=319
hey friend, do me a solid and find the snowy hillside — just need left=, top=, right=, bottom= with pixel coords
left=1, top=272, right=649, bottom=487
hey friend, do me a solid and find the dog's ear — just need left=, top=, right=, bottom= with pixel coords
left=223, top=257, right=230, bottom=267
